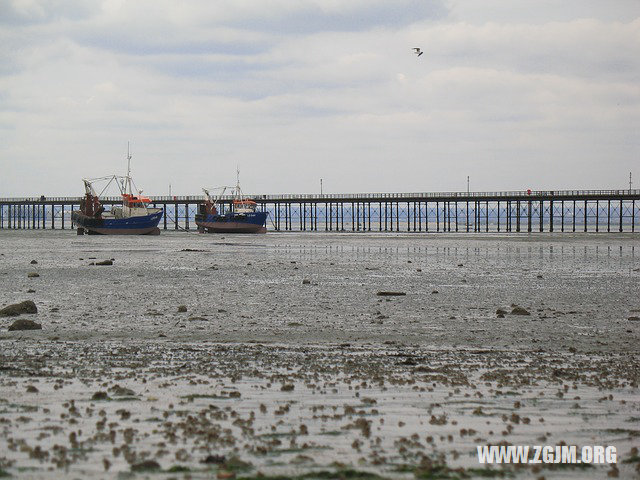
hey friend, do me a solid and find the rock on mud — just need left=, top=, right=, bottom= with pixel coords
left=91, top=391, right=109, bottom=401
left=95, top=260, right=113, bottom=266
left=131, top=460, right=161, bottom=472
left=510, top=306, right=530, bottom=316
left=0, top=300, right=38, bottom=317
left=8, top=319, right=42, bottom=331
left=27, top=272, right=40, bottom=278
left=110, top=385, right=135, bottom=396
left=202, top=454, right=226, bottom=465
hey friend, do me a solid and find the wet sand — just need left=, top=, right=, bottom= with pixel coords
left=0, top=230, right=638, bottom=478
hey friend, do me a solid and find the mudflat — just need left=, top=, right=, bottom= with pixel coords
left=0, top=230, right=638, bottom=479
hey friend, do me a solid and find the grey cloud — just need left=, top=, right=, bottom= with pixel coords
left=0, top=0, right=96, bottom=25
left=222, top=1, right=448, bottom=34
left=0, top=1, right=638, bottom=196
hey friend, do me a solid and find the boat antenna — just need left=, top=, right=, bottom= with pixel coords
left=126, top=142, right=132, bottom=195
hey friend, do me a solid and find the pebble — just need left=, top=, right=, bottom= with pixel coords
left=8, top=319, right=42, bottom=331
left=131, top=460, right=161, bottom=472
left=0, top=300, right=38, bottom=317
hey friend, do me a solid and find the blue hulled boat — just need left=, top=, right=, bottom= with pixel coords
left=72, top=149, right=163, bottom=235
left=195, top=178, right=267, bottom=234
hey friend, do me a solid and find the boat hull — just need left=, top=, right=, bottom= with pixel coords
left=72, top=210, right=163, bottom=235
left=195, top=212, right=267, bottom=234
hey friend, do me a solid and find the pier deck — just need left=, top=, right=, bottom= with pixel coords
left=1, top=189, right=638, bottom=233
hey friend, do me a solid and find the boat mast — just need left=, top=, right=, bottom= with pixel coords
left=126, top=142, right=132, bottom=196
left=235, top=167, right=247, bottom=203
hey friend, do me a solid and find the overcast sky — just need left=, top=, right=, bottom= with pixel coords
left=1, top=0, right=638, bottom=197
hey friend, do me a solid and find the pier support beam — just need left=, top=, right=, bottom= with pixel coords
left=619, top=199, right=623, bottom=232
left=584, top=200, right=588, bottom=232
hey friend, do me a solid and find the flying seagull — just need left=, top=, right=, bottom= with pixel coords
left=413, top=47, right=423, bottom=57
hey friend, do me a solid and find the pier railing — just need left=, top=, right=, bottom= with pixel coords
left=1, top=189, right=639, bottom=203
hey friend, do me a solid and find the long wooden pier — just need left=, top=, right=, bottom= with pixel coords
left=0, top=189, right=638, bottom=233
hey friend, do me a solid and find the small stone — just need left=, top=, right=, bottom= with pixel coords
left=281, top=384, right=295, bottom=392
left=201, top=454, right=226, bottom=464
left=26, top=385, right=39, bottom=393
left=110, top=385, right=135, bottom=397
left=27, top=272, right=40, bottom=278
left=0, top=300, right=37, bottom=317
left=30, top=260, right=38, bottom=264
left=27, top=289, right=36, bottom=293
left=302, top=279, right=311, bottom=285
left=511, top=306, right=530, bottom=316
left=376, top=291, right=406, bottom=296
left=628, top=316, right=640, bottom=322
left=131, top=460, right=161, bottom=472
left=177, top=305, right=187, bottom=313
left=91, top=391, right=109, bottom=401
left=8, top=319, right=41, bottom=331
left=95, top=260, right=113, bottom=266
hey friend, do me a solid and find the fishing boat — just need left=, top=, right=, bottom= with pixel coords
left=195, top=174, right=267, bottom=234
left=72, top=148, right=163, bottom=235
